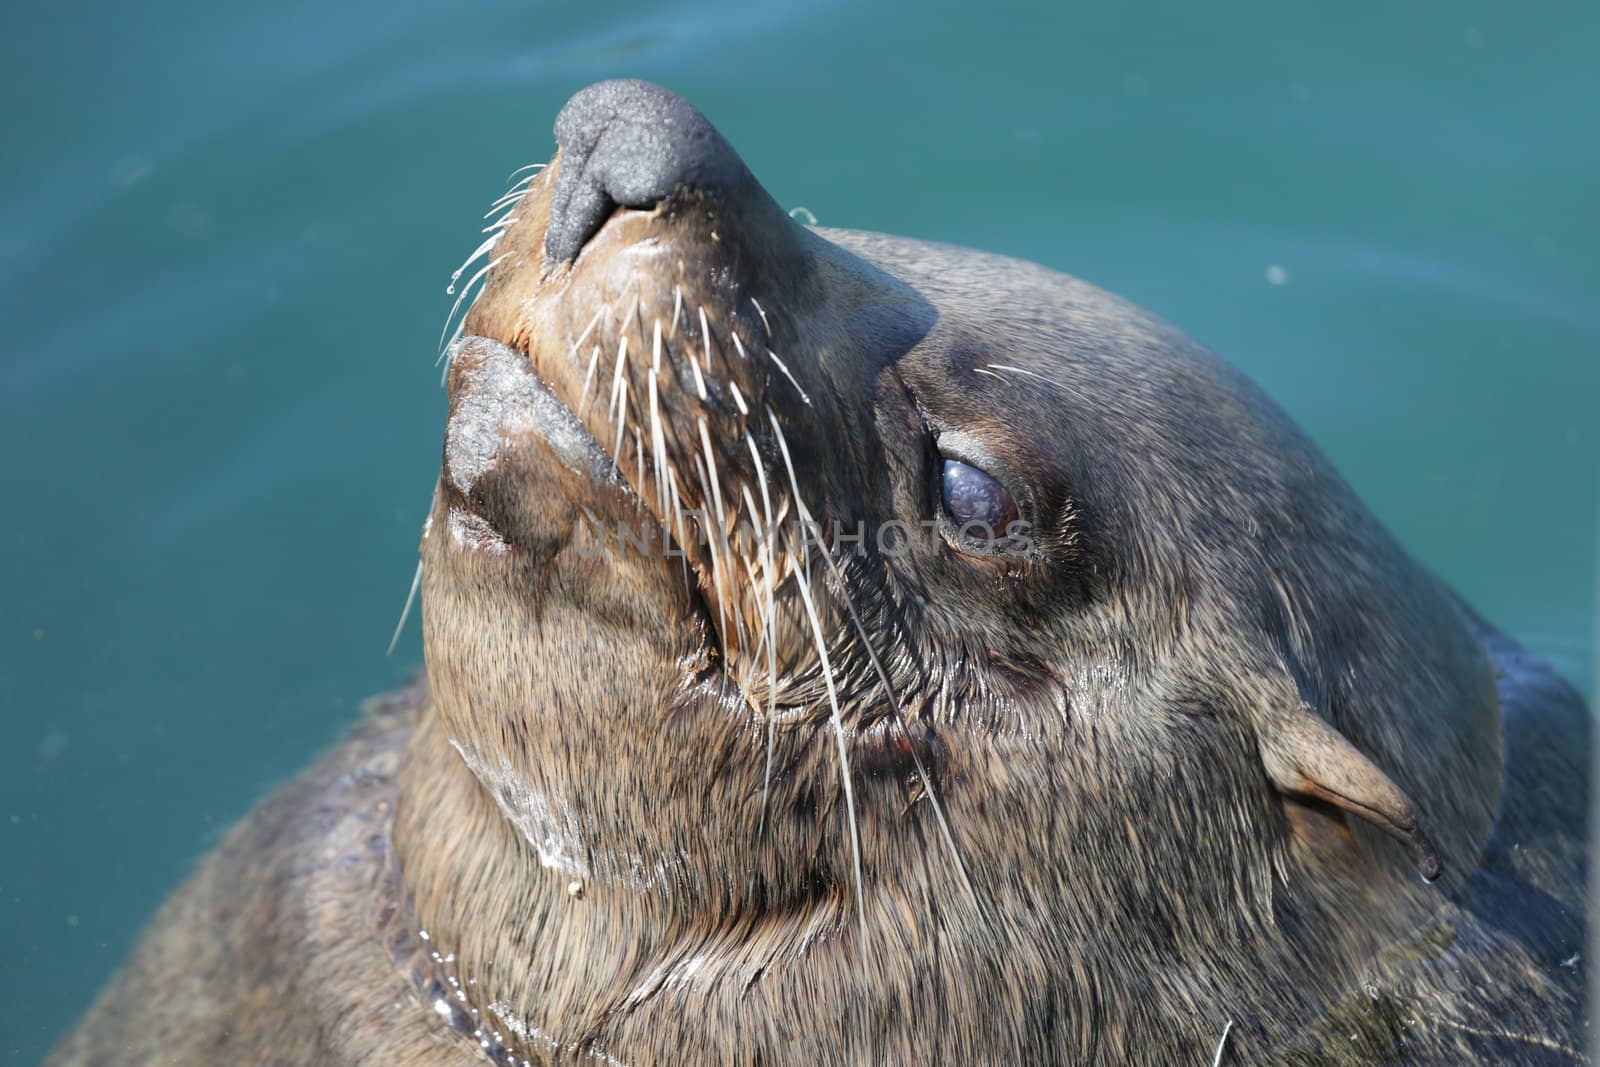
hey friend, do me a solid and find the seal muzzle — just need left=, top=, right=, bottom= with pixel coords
left=545, top=79, right=760, bottom=266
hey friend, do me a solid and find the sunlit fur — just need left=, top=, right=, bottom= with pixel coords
left=47, top=126, right=1588, bottom=1066
left=398, top=148, right=1589, bottom=1063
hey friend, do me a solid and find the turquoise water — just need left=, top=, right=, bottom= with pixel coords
left=3, top=1, right=1595, bottom=1059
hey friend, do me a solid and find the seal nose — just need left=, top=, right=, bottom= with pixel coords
left=545, top=79, right=756, bottom=265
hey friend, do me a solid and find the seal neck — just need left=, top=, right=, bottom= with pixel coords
left=393, top=706, right=709, bottom=1063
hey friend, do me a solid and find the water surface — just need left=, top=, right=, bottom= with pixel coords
left=3, top=1, right=1595, bottom=1059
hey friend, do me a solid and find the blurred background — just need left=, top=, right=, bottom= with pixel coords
left=2, top=0, right=1595, bottom=1059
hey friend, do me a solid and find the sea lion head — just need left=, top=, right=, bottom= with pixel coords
left=412, top=80, right=1506, bottom=1061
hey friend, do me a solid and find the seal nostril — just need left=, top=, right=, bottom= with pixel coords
left=545, top=79, right=754, bottom=266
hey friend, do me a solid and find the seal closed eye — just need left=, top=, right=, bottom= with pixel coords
left=45, top=80, right=1589, bottom=1067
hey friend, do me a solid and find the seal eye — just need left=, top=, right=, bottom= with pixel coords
left=941, top=459, right=1022, bottom=545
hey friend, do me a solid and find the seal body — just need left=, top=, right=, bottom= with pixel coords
left=47, top=82, right=1590, bottom=1066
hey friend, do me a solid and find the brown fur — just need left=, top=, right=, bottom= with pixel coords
left=48, top=86, right=1589, bottom=1065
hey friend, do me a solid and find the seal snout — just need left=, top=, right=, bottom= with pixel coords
left=545, top=79, right=757, bottom=265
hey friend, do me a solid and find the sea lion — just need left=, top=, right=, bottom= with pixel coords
left=47, top=80, right=1589, bottom=1065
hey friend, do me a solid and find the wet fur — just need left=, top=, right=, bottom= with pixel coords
left=48, top=97, right=1589, bottom=1065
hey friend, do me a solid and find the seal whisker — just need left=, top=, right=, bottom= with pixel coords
left=438, top=252, right=509, bottom=358
left=479, top=179, right=525, bottom=233
left=503, top=161, right=545, bottom=182
left=764, top=347, right=812, bottom=406
left=622, top=286, right=644, bottom=340
left=666, top=465, right=693, bottom=599
left=766, top=407, right=867, bottom=954
left=744, top=434, right=783, bottom=837
left=448, top=233, right=505, bottom=292
left=670, top=285, right=683, bottom=338
left=577, top=344, right=602, bottom=417
left=750, top=297, right=772, bottom=338
left=743, top=431, right=781, bottom=594
left=482, top=192, right=526, bottom=221
left=742, top=428, right=780, bottom=655
left=386, top=559, right=424, bottom=656
left=766, top=408, right=971, bottom=897
left=740, top=484, right=782, bottom=839
left=983, top=363, right=1064, bottom=389
left=755, top=422, right=813, bottom=606
left=693, top=452, right=732, bottom=647
left=793, top=544, right=868, bottom=957
left=1211, top=1019, right=1234, bottom=1067
left=632, top=427, right=647, bottom=497
left=603, top=293, right=642, bottom=444
left=688, top=346, right=709, bottom=402
left=437, top=338, right=458, bottom=385
left=484, top=174, right=538, bottom=215
left=737, top=483, right=776, bottom=652
left=697, top=306, right=714, bottom=377
left=609, top=374, right=630, bottom=474
left=492, top=175, right=537, bottom=203
left=695, top=418, right=748, bottom=646
left=570, top=307, right=604, bottom=361
left=607, top=334, right=630, bottom=432
left=1427, top=1012, right=1587, bottom=1061
left=696, top=419, right=732, bottom=562
left=828, top=569, right=973, bottom=897
left=649, top=323, right=669, bottom=515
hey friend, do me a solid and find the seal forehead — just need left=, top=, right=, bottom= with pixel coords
left=822, top=230, right=1325, bottom=518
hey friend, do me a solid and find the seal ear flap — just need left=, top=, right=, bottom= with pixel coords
left=1259, top=704, right=1443, bottom=883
